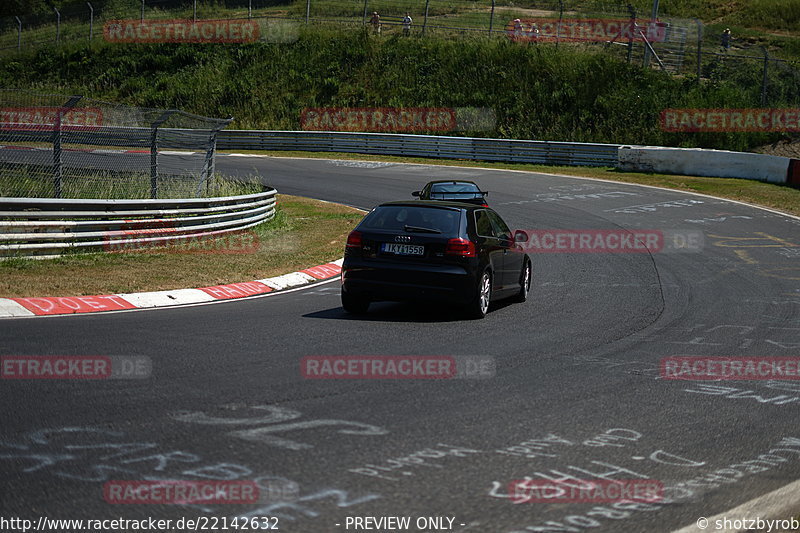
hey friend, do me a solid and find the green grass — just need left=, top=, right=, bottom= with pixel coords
left=0, top=166, right=263, bottom=199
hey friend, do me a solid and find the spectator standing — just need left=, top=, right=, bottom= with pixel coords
left=529, top=22, right=540, bottom=42
left=721, top=28, right=731, bottom=52
left=512, top=18, right=523, bottom=41
left=402, top=12, right=413, bottom=36
left=370, top=12, right=381, bottom=35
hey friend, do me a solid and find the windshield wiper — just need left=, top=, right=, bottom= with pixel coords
left=404, top=225, right=441, bottom=234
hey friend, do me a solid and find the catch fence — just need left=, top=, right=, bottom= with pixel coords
left=0, top=89, right=231, bottom=199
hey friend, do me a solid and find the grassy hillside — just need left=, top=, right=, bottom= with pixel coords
left=1, top=25, right=798, bottom=151
left=4, top=0, right=800, bottom=61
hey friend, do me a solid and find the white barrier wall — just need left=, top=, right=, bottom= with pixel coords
left=618, top=146, right=791, bottom=184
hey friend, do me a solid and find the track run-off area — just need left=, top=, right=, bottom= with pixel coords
left=1, top=153, right=799, bottom=533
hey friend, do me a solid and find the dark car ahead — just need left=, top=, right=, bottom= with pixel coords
left=341, top=201, right=531, bottom=319
left=412, top=180, right=489, bottom=206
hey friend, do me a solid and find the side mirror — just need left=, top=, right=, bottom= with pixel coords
left=514, top=230, right=528, bottom=243
left=412, top=191, right=421, bottom=197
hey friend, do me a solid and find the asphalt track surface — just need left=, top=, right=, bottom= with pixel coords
left=1, top=153, right=799, bottom=533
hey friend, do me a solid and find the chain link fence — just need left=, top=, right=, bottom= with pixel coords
left=0, top=89, right=231, bottom=199
left=1, top=1, right=797, bottom=106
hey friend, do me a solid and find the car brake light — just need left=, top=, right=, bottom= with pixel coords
left=346, top=230, right=362, bottom=248
left=445, top=238, right=476, bottom=257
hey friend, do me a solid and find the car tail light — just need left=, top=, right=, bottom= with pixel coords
left=346, top=230, right=362, bottom=248
left=445, top=237, right=476, bottom=257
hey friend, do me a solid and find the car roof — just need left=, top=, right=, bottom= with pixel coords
left=378, top=200, right=486, bottom=211
left=424, top=180, right=479, bottom=186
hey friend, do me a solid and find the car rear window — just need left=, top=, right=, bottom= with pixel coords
left=361, top=206, right=461, bottom=234
left=429, top=182, right=482, bottom=199
left=430, top=182, right=480, bottom=193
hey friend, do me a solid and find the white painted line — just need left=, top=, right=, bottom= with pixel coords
left=672, top=478, right=800, bottom=532
left=331, top=258, right=344, bottom=266
left=116, top=288, right=216, bottom=308
left=0, top=298, right=35, bottom=317
left=258, top=272, right=315, bottom=290
left=531, top=171, right=800, bottom=222
left=160, top=150, right=196, bottom=155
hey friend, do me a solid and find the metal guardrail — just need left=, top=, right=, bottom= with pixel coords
left=0, top=126, right=215, bottom=150
left=0, top=187, right=276, bottom=258
left=217, top=131, right=621, bottom=167
left=4, top=127, right=620, bottom=166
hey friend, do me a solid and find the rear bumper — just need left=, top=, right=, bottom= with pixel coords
left=341, top=258, right=477, bottom=304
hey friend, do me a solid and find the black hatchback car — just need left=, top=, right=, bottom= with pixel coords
left=341, top=201, right=531, bottom=319
left=412, top=180, right=489, bottom=206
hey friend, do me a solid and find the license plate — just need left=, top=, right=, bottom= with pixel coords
left=382, top=243, right=424, bottom=256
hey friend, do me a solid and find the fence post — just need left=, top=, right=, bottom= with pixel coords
left=640, top=31, right=665, bottom=70
left=202, top=133, right=218, bottom=197
left=643, top=0, right=659, bottom=67
left=556, top=0, right=563, bottom=47
left=422, top=0, right=430, bottom=36
left=626, top=4, right=636, bottom=64
left=488, top=0, right=494, bottom=35
left=54, top=8, right=61, bottom=43
left=201, top=118, right=231, bottom=196
left=306, top=0, right=310, bottom=24
left=150, top=110, right=175, bottom=200
left=362, top=0, right=368, bottom=25
left=53, top=96, right=83, bottom=199
left=15, top=16, right=21, bottom=51
left=88, top=2, right=94, bottom=41
left=193, top=0, right=197, bottom=22
left=141, top=0, right=144, bottom=22
left=248, top=0, right=252, bottom=19
left=695, top=19, right=702, bottom=85
left=150, top=129, right=158, bottom=199
left=761, top=47, right=769, bottom=106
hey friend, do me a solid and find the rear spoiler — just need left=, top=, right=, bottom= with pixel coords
left=428, top=191, right=489, bottom=197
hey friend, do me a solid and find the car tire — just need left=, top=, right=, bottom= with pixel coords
left=511, top=260, right=531, bottom=303
left=466, top=270, right=492, bottom=319
left=341, top=292, right=370, bottom=314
